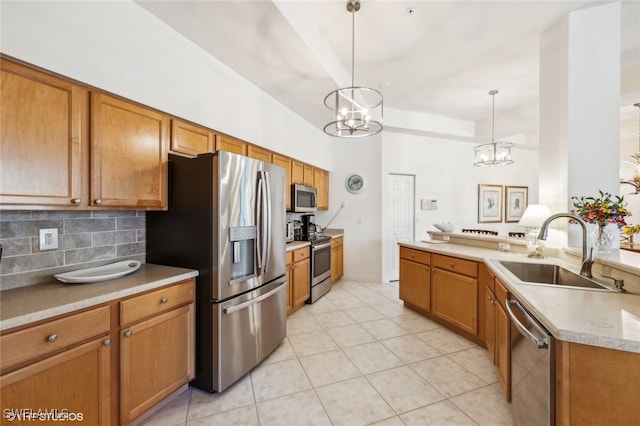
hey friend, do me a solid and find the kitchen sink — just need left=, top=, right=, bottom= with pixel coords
left=497, top=261, right=610, bottom=290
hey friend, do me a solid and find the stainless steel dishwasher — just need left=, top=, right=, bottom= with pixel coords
left=506, top=297, right=555, bottom=426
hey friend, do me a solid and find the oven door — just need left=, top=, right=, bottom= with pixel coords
left=311, top=240, right=332, bottom=285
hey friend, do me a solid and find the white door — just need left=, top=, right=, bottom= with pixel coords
left=388, top=174, right=414, bottom=281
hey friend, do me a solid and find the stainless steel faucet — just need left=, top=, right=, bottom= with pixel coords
left=537, top=213, right=594, bottom=278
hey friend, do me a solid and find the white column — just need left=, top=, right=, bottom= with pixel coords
left=539, top=2, right=621, bottom=247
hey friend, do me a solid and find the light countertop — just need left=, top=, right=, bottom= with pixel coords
left=399, top=241, right=640, bottom=353
left=0, top=264, right=198, bottom=332
left=286, top=240, right=310, bottom=251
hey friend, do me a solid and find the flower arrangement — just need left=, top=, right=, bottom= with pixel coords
left=570, top=190, right=631, bottom=229
left=623, top=224, right=640, bottom=244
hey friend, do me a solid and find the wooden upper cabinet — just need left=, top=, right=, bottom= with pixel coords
left=291, top=160, right=304, bottom=184
left=303, top=164, right=314, bottom=186
left=0, top=59, right=84, bottom=208
left=215, top=133, right=247, bottom=156
left=170, top=118, right=214, bottom=157
left=272, top=154, right=292, bottom=211
left=314, top=168, right=329, bottom=210
left=90, top=93, right=168, bottom=209
left=247, top=145, right=272, bottom=162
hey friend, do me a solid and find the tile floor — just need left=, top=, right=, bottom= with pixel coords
left=142, top=279, right=514, bottom=425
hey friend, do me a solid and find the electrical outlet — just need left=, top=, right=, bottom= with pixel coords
left=340, top=201, right=345, bottom=208
left=39, top=228, right=59, bottom=250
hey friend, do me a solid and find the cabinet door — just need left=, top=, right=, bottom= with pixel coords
left=170, top=118, right=213, bottom=157
left=431, top=268, right=478, bottom=335
left=485, top=285, right=497, bottom=363
left=120, top=304, right=195, bottom=424
left=1, top=337, right=111, bottom=425
left=314, top=168, right=329, bottom=210
left=399, top=259, right=431, bottom=312
left=496, top=302, right=510, bottom=400
left=247, top=145, right=272, bottom=162
left=285, top=265, right=294, bottom=315
left=91, top=93, right=168, bottom=208
left=0, top=60, right=84, bottom=207
left=215, top=134, right=247, bottom=156
left=291, top=161, right=304, bottom=184
left=272, top=154, right=292, bottom=211
left=292, top=257, right=310, bottom=308
left=331, top=237, right=344, bottom=282
left=303, top=164, right=314, bottom=186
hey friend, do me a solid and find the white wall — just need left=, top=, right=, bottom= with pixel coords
left=379, top=132, right=539, bottom=283
left=0, top=1, right=332, bottom=170
left=315, top=135, right=383, bottom=283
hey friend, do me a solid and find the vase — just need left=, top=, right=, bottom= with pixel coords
left=591, top=225, right=614, bottom=253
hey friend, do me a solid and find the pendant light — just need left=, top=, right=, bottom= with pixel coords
left=324, top=0, right=383, bottom=138
left=474, top=89, right=514, bottom=166
left=620, top=102, right=640, bottom=194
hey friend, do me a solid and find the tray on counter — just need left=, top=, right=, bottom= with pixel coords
left=54, top=260, right=141, bottom=284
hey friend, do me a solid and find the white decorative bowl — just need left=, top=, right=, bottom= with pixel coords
left=433, top=222, right=455, bottom=232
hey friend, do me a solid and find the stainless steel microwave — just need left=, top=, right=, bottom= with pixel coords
left=291, top=184, right=317, bottom=212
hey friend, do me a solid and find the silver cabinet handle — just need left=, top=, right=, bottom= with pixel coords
left=161, top=297, right=168, bottom=304
left=103, top=339, right=111, bottom=346
left=124, top=330, right=133, bottom=337
left=71, top=198, right=81, bottom=204
left=47, top=334, right=58, bottom=343
left=94, top=199, right=103, bottom=205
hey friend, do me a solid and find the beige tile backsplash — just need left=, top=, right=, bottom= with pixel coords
left=0, top=210, right=145, bottom=290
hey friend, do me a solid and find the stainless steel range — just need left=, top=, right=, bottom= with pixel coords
left=298, top=214, right=332, bottom=303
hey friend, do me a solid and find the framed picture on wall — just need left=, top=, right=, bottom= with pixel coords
left=478, top=184, right=503, bottom=223
left=505, top=186, right=528, bottom=222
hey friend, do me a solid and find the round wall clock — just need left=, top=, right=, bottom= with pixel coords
left=345, top=173, right=365, bottom=194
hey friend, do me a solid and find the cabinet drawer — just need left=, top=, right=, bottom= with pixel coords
left=286, top=250, right=294, bottom=266
left=432, top=254, right=477, bottom=277
left=120, top=280, right=195, bottom=326
left=1, top=305, right=110, bottom=372
left=293, top=247, right=310, bottom=262
left=400, top=247, right=431, bottom=265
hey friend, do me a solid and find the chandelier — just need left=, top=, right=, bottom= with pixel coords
left=474, top=89, right=514, bottom=166
left=620, top=102, right=640, bottom=194
left=324, top=0, right=383, bottom=138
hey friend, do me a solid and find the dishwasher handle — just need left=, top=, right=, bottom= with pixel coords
left=506, top=298, right=549, bottom=349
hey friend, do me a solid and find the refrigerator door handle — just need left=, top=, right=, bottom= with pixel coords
left=262, top=171, right=272, bottom=273
left=256, top=172, right=264, bottom=273
left=222, top=279, right=286, bottom=314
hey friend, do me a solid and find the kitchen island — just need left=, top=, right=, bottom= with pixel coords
left=398, top=236, right=640, bottom=425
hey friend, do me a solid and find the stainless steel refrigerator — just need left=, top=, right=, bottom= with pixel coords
left=146, top=151, right=287, bottom=393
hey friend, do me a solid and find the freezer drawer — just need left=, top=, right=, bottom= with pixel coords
left=212, top=277, right=287, bottom=392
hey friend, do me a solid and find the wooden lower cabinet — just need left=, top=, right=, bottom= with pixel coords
left=331, top=237, right=344, bottom=282
left=287, top=247, right=310, bottom=315
left=485, top=276, right=511, bottom=400
left=120, top=304, right=194, bottom=424
left=431, top=254, right=479, bottom=337
left=0, top=279, right=195, bottom=426
left=399, top=247, right=431, bottom=313
left=555, top=341, right=640, bottom=425
left=0, top=335, right=111, bottom=425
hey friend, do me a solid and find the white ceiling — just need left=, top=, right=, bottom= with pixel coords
left=136, top=0, right=640, bottom=141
